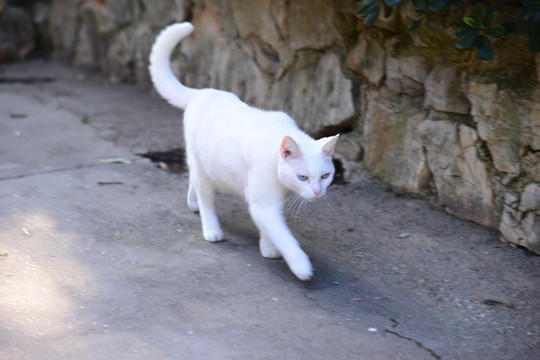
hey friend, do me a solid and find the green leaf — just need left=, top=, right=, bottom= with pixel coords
left=487, top=25, right=505, bottom=38
left=357, top=2, right=376, bottom=17
left=484, top=6, right=498, bottom=26
left=365, top=4, right=381, bottom=24
left=475, top=35, right=494, bottom=60
left=456, top=35, right=477, bottom=49
left=464, top=16, right=479, bottom=28
left=473, top=3, right=484, bottom=27
left=456, top=26, right=479, bottom=38
left=455, top=30, right=479, bottom=40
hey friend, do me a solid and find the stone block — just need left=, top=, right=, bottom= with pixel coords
left=0, top=6, right=35, bottom=62
left=346, top=35, right=385, bottom=86
left=334, top=133, right=364, bottom=183
left=106, top=0, right=139, bottom=26
left=271, top=52, right=356, bottom=135
left=335, top=133, right=362, bottom=163
left=499, top=184, right=540, bottom=255
left=231, top=0, right=294, bottom=71
left=140, top=0, right=189, bottom=29
left=520, top=183, right=540, bottom=212
left=48, top=1, right=75, bottom=59
left=288, top=0, right=341, bottom=51
left=467, top=82, right=540, bottom=181
left=420, top=119, right=495, bottom=227
left=386, top=56, right=427, bottom=96
left=468, top=83, right=518, bottom=178
left=423, top=66, right=470, bottom=115
left=106, top=28, right=136, bottom=83
left=362, top=89, right=429, bottom=194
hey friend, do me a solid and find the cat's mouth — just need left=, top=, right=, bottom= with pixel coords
left=302, top=193, right=323, bottom=202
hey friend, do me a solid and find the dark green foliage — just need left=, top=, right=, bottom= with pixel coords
left=355, top=0, right=538, bottom=60
left=357, top=0, right=399, bottom=24
left=523, top=0, right=540, bottom=51
left=455, top=4, right=515, bottom=60
left=413, top=0, right=448, bottom=11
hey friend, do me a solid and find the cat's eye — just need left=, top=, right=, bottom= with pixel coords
left=297, top=175, right=308, bottom=181
left=321, top=173, right=331, bottom=180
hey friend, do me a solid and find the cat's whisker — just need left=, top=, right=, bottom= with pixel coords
left=285, top=192, right=306, bottom=224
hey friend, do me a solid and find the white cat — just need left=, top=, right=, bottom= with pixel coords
left=149, top=22, right=339, bottom=280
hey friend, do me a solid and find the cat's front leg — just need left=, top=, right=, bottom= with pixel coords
left=249, top=204, right=312, bottom=280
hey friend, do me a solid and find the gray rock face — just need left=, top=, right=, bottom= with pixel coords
left=500, top=184, right=540, bottom=254
left=420, top=120, right=494, bottom=228
left=43, top=0, right=540, bottom=254
left=272, top=53, right=356, bottom=135
left=386, top=56, right=428, bottom=96
left=0, top=6, right=35, bottom=62
left=362, top=89, right=429, bottom=194
left=347, top=35, right=385, bottom=86
left=424, top=66, right=470, bottom=114
left=467, top=82, right=540, bottom=184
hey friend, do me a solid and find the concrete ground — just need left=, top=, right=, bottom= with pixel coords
left=1, top=60, right=539, bottom=360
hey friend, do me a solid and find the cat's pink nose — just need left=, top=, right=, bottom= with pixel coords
left=314, top=189, right=321, bottom=197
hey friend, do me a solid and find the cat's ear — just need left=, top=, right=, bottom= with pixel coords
left=280, top=136, right=302, bottom=160
left=319, top=134, right=340, bottom=157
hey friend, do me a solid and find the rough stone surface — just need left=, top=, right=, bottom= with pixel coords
left=424, top=66, right=470, bottom=114
left=385, top=56, right=428, bottom=96
left=271, top=52, right=356, bottom=135
left=41, top=0, right=540, bottom=253
left=468, top=83, right=520, bottom=181
left=0, top=5, right=35, bottom=62
left=333, top=132, right=364, bottom=183
left=363, top=89, right=429, bottom=194
left=500, top=184, right=540, bottom=254
left=420, top=120, right=495, bottom=228
left=346, top=34, right=385, bottom=86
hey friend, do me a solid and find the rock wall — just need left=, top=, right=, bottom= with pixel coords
left=47, top=0, right=540, bottom=253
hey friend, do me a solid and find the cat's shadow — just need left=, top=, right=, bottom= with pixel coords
left=209, top=195, right=346, bottom=287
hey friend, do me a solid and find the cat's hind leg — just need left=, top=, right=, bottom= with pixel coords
left=259, top=235, right=282, bottom=259
left=187, top=180, right=199, bottom=212
left=189, top=163, right=224, bottom=242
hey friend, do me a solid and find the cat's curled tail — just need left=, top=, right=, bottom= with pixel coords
left=149, top=22, right=198, bottom=109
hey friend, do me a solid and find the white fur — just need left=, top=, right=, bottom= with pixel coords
left=149, top=22, right=339, bottom=281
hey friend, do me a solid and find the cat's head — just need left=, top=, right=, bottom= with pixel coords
left=277, top=134, right=339, bottom=201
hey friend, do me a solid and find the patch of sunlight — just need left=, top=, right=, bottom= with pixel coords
left=0, top=211, right=96, bottom=339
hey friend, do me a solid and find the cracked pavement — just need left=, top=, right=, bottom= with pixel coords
left=1, top=60, right=539, bottom=359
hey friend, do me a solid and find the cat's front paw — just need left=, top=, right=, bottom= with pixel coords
left=203, top=229, right=224, bottom=242
left=288, top=253, right=313, bottom=281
